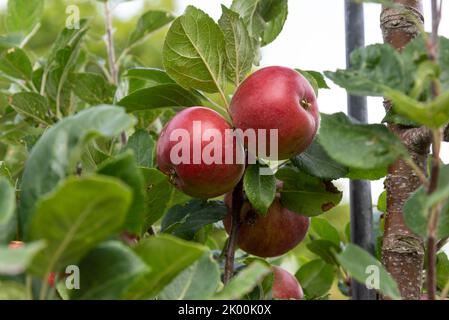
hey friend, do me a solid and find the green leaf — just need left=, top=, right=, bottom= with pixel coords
left=346, top=166, right=388, bottom=180
left=29, top=176, right=132, bottom=276
left=403, top=188, right=430, bottom=239
left=310, top=218, right=340, bottom=246
left=124, top=68, right=175, bottom=87
left=276, top=167, right=342, bottom=216
left=69, top=73, right=116, bottom=105
left=141, top=168, right=190, bottom=228
left=296, top=70, right=329, bottom=97
left=6, top=0, right=44, bottom=35
left=0, top=281, right=28, bottom=300
left=437, top=252, right=449, bottom=291
left=118, top=84, right=202, bottom=113
left=257, top=0, right=289, bottom=46
left=231, top=0, right=288, bottom=47
left=0, top=177, right=16, bottom=245
left=303, top=70, right=330, bottom=90
left=19, top=105, right=136, bottom=238
left=44, top=20, right=89, bottom=112
left=218, top=5, right=255, bottom=86
left=409, top=60, right=440, bottom=99
left=296, top=259, right=335, bottom=298
left=319, top=113, right=408, bottom=170
left=291, top=138, right=348, bottom=180
left=337, top=244, right=400, bottom=299
left=213, top=262, right=271, bottom=299
left=126, top=129, right=154, bottom=168
left=386, top=89, right=449, bottom=129
left=71, top=241, right=150, bottom=300
left=325, top=44, right=404, bottom=96
left=243, top=163, right=276, bottom=215
left=0, top=241, right=45, bottom=275
left=0, top=177, right=15, bottom=226
left=307, top=240, right=341, bottom=265
left=0, top=34, right=22, bottom=50
left=129, top=10, right=174, bottom=46
left=0, top=162, right=12, bottom=184
left=161, top=199, right=227, bottom=240
left=404, top=164, right=449, bottom=239
left=377, top=191, right=387, bottom=213
left=382, top=108, right=420, bottom=126
left=159, top=253, right=220, bottom=300
left=0, top=93, right=8, bottom=114
left=97, top=152, right=145, bottom=235
left=46, top=19, right=89, bottom=69
left=0, top=47, right=32, bottom=80
left=398, top=36, right=449, bottom=95
left=125, top=234, right=207, bottom=299
left=440, top=37, right=449, bottom=91
left=9, top=92, right=52, bottom=126
left=163, top=6, right=226, bottom=93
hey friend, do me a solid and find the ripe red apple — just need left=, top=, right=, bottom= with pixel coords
left=8, top=241, right=24, bottom=249
left=157, top=107, right=245, bottom=199
left=223, top=193, right=310, bottom=257
left=230, top=66, right=319, bottom=160
left=272, top=266, right=304, bottom=300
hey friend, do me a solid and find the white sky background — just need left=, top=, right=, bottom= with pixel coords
left=0, top=0, right=447, bottom=203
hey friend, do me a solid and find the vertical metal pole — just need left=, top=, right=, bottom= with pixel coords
left=344, top=0, right=376, bottom=300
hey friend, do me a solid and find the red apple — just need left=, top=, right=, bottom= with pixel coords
left=157, top=107, right=245, bottom=198
left=223, top=193, right=310, bottom=257
left=272, top=266, right=304, bottom=300
left=230, top=66, right=319, bottom=160
left=8, top=241, right=24, bottom=249
left=47, top=272, right=56, bottom=287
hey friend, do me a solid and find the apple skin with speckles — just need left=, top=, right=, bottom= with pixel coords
left=272, top=266, right=304, bottom=300
left=157, top=107, right=245, bottom=199
left=223, top=192, right=310, bottom=258
left=230, top=66, right=319, bottom=160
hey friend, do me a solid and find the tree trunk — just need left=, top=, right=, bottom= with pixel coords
left=380, top=0, right=430, bottom=300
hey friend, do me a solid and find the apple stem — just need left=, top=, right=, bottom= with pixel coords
left=223, top=178, right=244, bottom=285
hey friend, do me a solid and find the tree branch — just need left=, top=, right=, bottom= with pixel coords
left=223, top=179, right=244, bottom=285
left=425, top=0, right=443, bottom=300
left=103, top=0, right=118, bottom=85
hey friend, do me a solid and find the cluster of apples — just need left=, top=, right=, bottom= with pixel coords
left=157, top=66, right=319, bottom=298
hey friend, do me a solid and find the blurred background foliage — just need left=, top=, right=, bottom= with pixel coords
left=0, top=0, right=174, bottom=69
left=0, top=0, right=176, bottom=177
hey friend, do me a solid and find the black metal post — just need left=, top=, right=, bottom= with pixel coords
left=344, top=0, right=376, bottom=300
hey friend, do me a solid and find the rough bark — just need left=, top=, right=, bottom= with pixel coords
left=380, top=0, right=430, bottom=300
